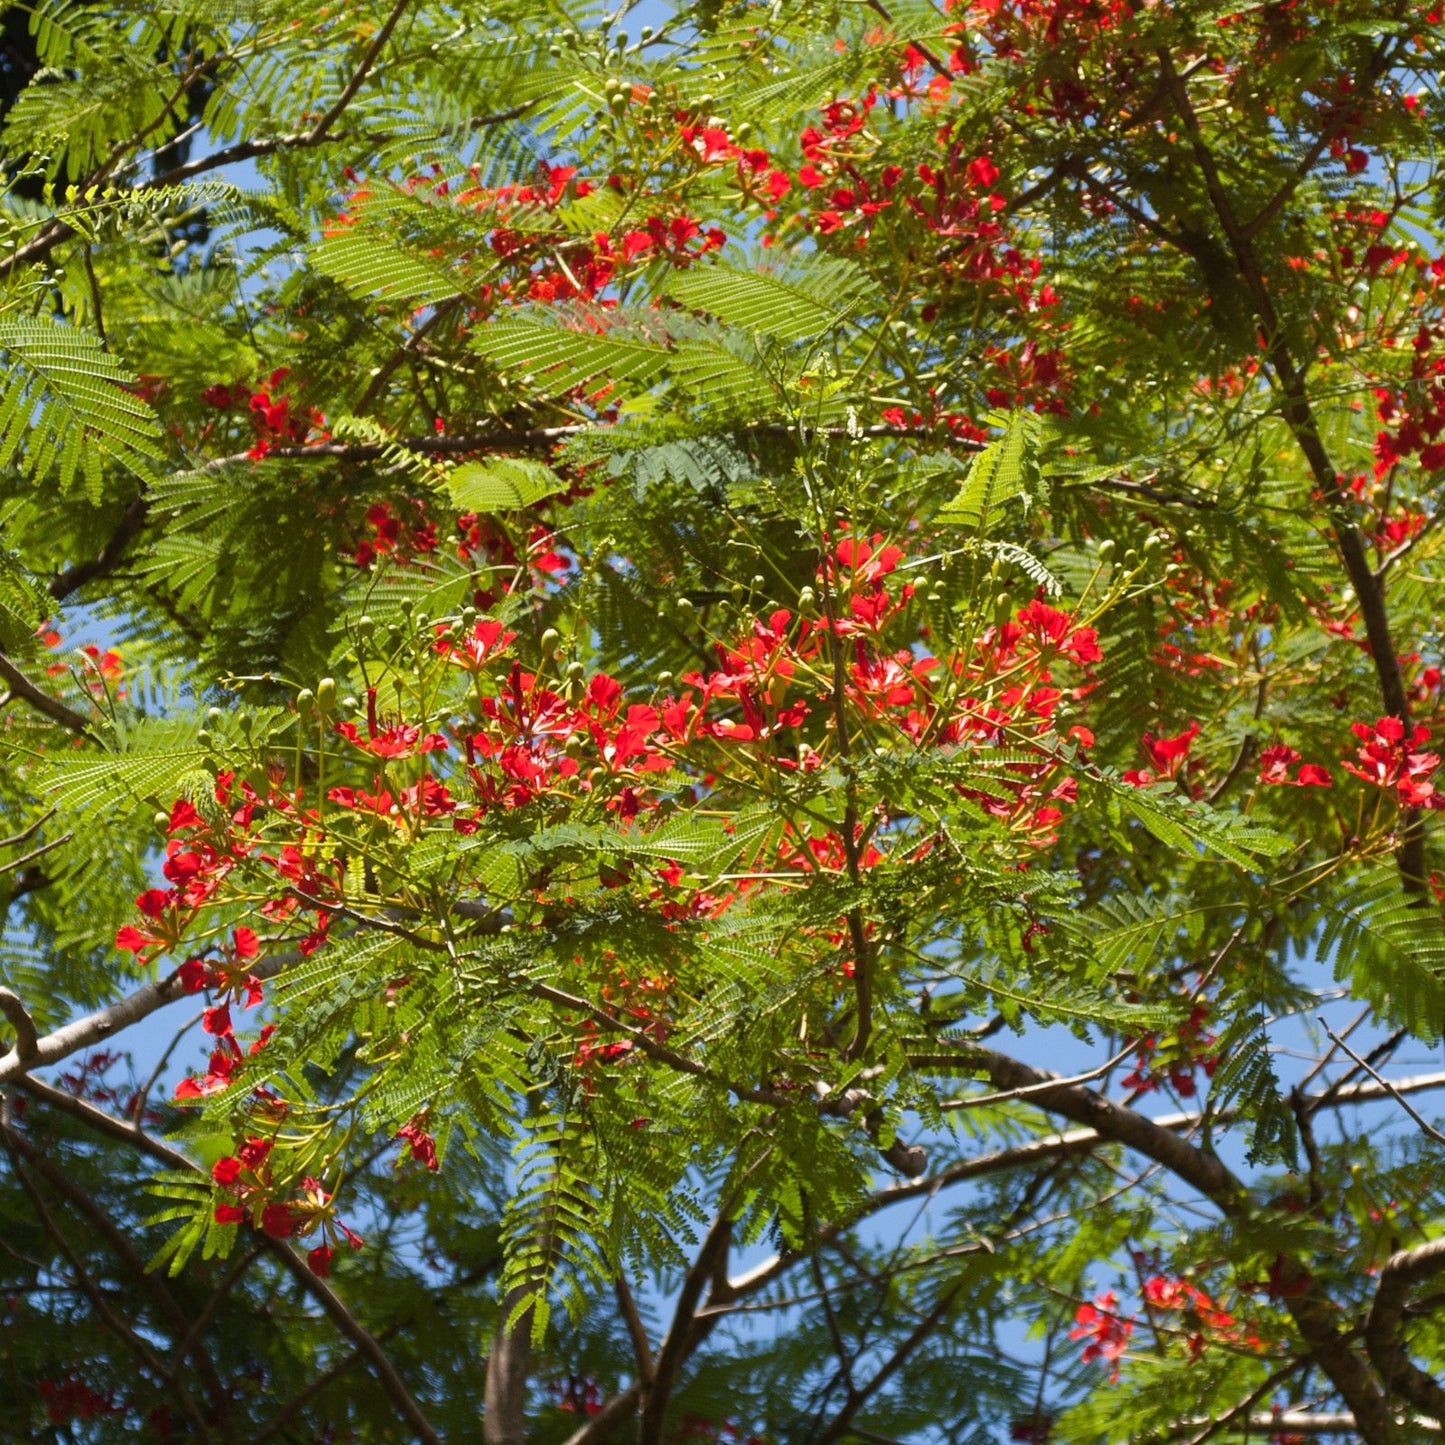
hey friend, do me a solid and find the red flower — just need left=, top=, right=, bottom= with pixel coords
left=1070, top=1291, right=1133, bottom=1379
left=1343, top=717, right=1445, bottom=808
left=1259, top=743, right=1333, bottom=788
left=397, top=1115, right=440, bottom=1171
left=1123, top=722, right=1199, bottom=788
left=334, top=720, right=449, bottom=759
left=261, top=1203, right=296, bottom=1238
left=966, top=155, right=1000, bottom=188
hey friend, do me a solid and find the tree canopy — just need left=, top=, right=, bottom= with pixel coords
left=2, top=0, right=1445, bottom=1441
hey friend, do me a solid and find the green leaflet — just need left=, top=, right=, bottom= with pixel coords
left=0, top=314, right=161, bottom=498
left=1316, top=864, right=1445, bottom=1042
left=936, top=411, right=1041, bottom=535
left=471, top=317, right=670, bottom=397
left=662, top=257, right=881, bottom=343
left=445, top=456, right=567, bottom=512
left=1100, top=775, right=1291, bottom=869
left=310, top=231, right=461, bottom=305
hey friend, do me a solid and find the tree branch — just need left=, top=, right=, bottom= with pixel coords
left=0, top=952, right=295, bottom=1086
left=1365, top=1237, right=1445, bottom=1423
left=0, top=651, right=96, bottom=734
left=307, top=0, right=412, bottom=144
left=638, top=1211, right=735, bottom=1445
left=0, top=987, right=39, bottom=1060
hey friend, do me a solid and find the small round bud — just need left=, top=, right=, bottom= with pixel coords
left=357, top=614, right=375, bottom=638
left=540, top=628, right=562, bottom=657
left=1097, top=539, right=1116, bottom=562
left=414, top=612, right=430, bottom=632
left=398, top=599, right=414, bottom=618
left=798, top=586, right=816, bottom=609
left=657, top=670, right=674, bottom=690
left=206, top=707, right=224, bottom=727
left=461, top=606, right=478, bottom=627
left=676, top=596, right=695, bottom=616
left=566, top=660, right=586, bottom=680
left=196, top=728, right=212, bottom=747
left=153, top=811, right=170, bottom=836
left=316, top=678, right=337, bottom=715
left=730, top=582, right=746, bottom=604
left=296, top=689, right=315, bottom=717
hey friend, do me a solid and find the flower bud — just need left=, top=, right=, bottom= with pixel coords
left=540, top=628, right=561, bottom=657
left=316, top=678, right=337, bottom=716
left=296, top=689, right=315, bottom=717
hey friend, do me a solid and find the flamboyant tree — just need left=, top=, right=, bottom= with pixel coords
left=1, top=0, right=1445, bottom=1440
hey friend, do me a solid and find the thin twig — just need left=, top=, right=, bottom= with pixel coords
left=1317, top=1018, right=1445, bottom=1146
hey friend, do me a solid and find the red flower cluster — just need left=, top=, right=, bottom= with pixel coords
left=1122, top=1000, right=1218, bottom=1098
left=1258, top=743, right=1332, bottom=789
left=39, top=1376, right=121, bottom=1426
left=1070, top=1291, right=1133, bottom=1379
left=354, top=499, right=439, bottom=570
left=1122, top=721, right=1199, bottom=790
left=1342, top=716, right=1445, bottom=809
left=396, top=1115, right=439, bottom=1170
left=213, top=1142, right=363, bottom=1277
left=1141, top=1274, right=1239, bottom=1362
left=201, top=368, right=328, bottom=460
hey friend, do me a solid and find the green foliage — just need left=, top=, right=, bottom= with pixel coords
left=3, top=1, right=1445, bottom=1441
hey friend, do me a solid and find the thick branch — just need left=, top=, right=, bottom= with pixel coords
left=0, top=987, right=39, bottom=1060
left=0, top=651, right=95, bottom=734
left=638, top=1212, right=734, bottom=1445
left=1365, top=1238, right=1445, bottom=1423
left=1154, top=45, right=1424, bottom=887
left=50, top=492, right=150, bottom=601
left=951, top=1040, right=1393, bottom=1442
left=307, top=0, right=412, bottom=144
left=0, top=952, right=294, bottom=1086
